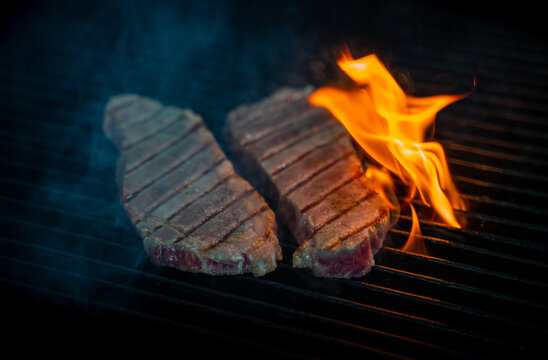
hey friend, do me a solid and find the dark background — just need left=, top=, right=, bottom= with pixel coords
left=1, top=0, right=546, bottom=356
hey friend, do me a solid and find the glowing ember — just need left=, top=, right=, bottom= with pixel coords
left=309, top=49, right=469, bottom=251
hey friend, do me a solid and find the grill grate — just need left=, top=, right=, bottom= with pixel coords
left=1, top=0, right=547, bottom=357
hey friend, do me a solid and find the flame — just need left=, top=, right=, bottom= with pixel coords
left=309, top=50, right=469, bottom=251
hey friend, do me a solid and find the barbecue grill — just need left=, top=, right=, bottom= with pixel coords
left=1, top=0, right=546, bottom=357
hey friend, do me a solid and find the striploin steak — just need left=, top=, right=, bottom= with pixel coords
left=225, top=87, right=390, bottom=278
left=104, top=94, right=281, bottom=276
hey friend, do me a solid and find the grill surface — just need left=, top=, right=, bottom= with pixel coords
left=1, top=0, right=547, bottom=357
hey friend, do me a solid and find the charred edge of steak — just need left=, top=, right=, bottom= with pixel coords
left=142, top=219, right=281, bottom=277
left=292, top=211, right=390, bottom=278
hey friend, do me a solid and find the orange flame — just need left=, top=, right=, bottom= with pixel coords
left=309, top=50, right=469, bottom=251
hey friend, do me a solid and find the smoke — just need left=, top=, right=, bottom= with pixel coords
left=7, top=1, right=236, bottom=310
left=9, top=0, right=320, bottom=311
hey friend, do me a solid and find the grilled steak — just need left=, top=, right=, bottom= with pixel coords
left=104, top=94, right=281, bottom=277
left=225, top=87, right=390, bottom=278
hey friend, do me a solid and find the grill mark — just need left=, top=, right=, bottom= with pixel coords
left=282, top=150, right=355, bottom=197
left=161, top=171, right=236, bottom=225
left=308, top=189, right=376, bottom=236
left=259, top=119, right=337, bottom=162
left=300, top=176, right=357, bottom=213
left=241, top=106, right=320, bottom=148
left=161, top=220, right=186, bottom=237
left=336, top=208, right=389, bottom=245
left=172, top=189, right=256, bottom=243
left=125, top=140, right=214, bottom=202
left=125, top=124, right=202, bottom=176
left=138, top=215, right=184, bottom=236
left=131, top=157, right=227, bottom=226
left=247, top=110, right=331, bottom=159
left=148, top=158, right=228, bottom=221
left=301, top=195, right=386, bottom=249
left=123, top=112, right=186, bottom=152
left=125, top=121, right=201, bottom=173
left=204, top=207, right=269, bottom=252
left=324, top=240, right=341, bottom=251
left=270, top=131, right=348, bottom=177
left=242, top=107, right=321, bottom=149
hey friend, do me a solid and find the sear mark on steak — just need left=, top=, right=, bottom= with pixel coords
left=104, top=94, right=281, bottom=277
left=225, top=87, right=390, bottom=278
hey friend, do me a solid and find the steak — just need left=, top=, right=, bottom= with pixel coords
left=104, top=94, right=281, bottom=277
left=225, top=87, right=390, bottom=278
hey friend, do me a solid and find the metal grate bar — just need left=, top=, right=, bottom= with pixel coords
left=0, top=277, right=304, bottom=358
left=369, top=265, right=546, bottom=323
left=392, top=46, right=548, bottom=86
left=0, top=237, right=476, bottom=358
left=443, top=142, right=548, bottom=169
left=405, top=204, right=548, bottom=246
left=0, top=248, right=525, bottom=357
left=449, top=103, right=548, bottom=129
left=379, top=247, right=547, bottom=302
left=3, top=226, right=543, bottom=340
left=389, top=228, right=548, bottom=283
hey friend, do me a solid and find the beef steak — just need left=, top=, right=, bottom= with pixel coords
left=225, top=87, right=390, bottom=278
left=104, top=94, right=281, bottom=276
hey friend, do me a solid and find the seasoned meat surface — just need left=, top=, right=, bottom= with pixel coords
left=104, top=94, right=281, bottom=276
left=225, top=87, right=389, bottom=278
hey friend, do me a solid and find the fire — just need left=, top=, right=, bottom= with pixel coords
left=309, top=50, right=469, bottom=251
